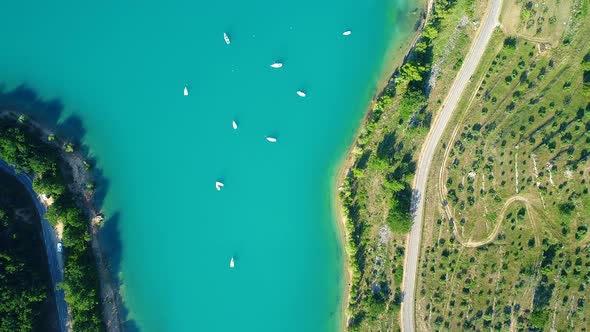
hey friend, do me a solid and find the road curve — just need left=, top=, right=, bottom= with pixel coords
left=400, top=0, right=503, bottom=331
left=0, top=160, right=70, bottom=332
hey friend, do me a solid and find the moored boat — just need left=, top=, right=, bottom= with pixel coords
left=215, top=181, right=225, bottom=191
left=296, top=90, right=306, bottom=97
left=230, top=257, right=235, bottom=268
left=342, top=30, right=352, bottom=36
left=184, top=86, right=189, bottom=96
left=266, top=137, right=277, bottom=143
left=232, top=120, right=238, bottom=129
left=224, top=32, right=231, bottom=45
left=270, top=62, right=283, bottom=68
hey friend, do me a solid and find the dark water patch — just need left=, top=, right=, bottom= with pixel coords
left=0, top=83, right=64, bottom=133
left=0, top=84, right=110, bottom=208
left=1, top=84, right=85, bottom=149
left=99, top=212, right=140, bottom=332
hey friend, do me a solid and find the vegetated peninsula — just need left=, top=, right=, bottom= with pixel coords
left=417, top=0, right=590, bottom=330
left=0, top=112, right=113, bottom=331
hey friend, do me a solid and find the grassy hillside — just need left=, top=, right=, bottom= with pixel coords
left=417, top=0, right=590, bottom=330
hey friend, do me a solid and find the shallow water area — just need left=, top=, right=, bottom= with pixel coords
left=0, top=0, right=417, bottom=331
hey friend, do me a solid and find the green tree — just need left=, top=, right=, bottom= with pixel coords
left=399, top=89, right=427, bottom=120
left=399, top=62, right=428, bottom=85
left=387, top=200, right=412, bottom=233
left=0, top=179, right=50, bottom=331
left=0, top=116, right=105, bottom=331
left=529, top=309, right=548, bottom=328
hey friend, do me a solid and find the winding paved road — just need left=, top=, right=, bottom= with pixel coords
left=400, top=0, right=503, bottom=330
left=0, top=160, right=69, bottom=332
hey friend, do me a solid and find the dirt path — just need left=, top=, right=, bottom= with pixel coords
left=436, top=124, right=539, bottom=248
left=458, top=195, right=537, bottom=247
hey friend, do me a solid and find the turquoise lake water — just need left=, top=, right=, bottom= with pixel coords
left=0, top=1, right=417, bottom=331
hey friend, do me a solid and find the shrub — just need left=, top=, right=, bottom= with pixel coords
left=558, top=201, right=575, bottom=214
left=387, top=200, right=412, bottom=233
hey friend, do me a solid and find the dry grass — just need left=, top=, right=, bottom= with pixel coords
left=501, top=0, right=572, bottom=46
left=417, top=0, right=590, bottom=330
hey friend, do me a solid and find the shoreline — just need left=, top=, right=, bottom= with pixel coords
left=0, top=110, right=123, bottom=332
left=331, top=0, right=430, bottom=329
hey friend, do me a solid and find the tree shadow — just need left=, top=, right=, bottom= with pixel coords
left=377, top=131, right=397, bottom=161
left=410, top=189, right=421, bottom=219
left=99, top=212, right=140, bottom=332
left=0, top=83, right=64, bottom=134
left=0, top=83, right=138, bottom=331
left=0, top=83, right=112, bottom=208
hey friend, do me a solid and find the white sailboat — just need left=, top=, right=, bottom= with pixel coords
left=266, top=137, right=277, bottom=143
left=215, top=181, right=225, bottom=191
left=342, top=30, right=352, bottom=36
left=270, top=62, right=283, bottom=68
left=224, top=32, right=231, bottom=45
left=296, top=90, right=306, bottom=97
left=232, top=120, right=238, bottom=129
left=230, top=257, right=235, bottom=268
left=184, top=86, right=189, bottom=96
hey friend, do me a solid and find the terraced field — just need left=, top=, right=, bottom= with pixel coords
left=417, top=0, right=590, bottom=330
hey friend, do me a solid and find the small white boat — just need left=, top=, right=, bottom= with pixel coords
left=184, top=86, right=189, bottom=96
left=232, top=121, right=238, bottom=130
left=224, top=32, right=231, bottom=45
left=215, top=181, right=225, bottom=191
left=266, top=137, right=277, bottom=143
left=270, top=62, right=283, bottom=68
left=230, top=257, right=235, bottom=268
left=296, top=90, right=306, bottom=97
left=342, top=30, right=352, bottom=36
